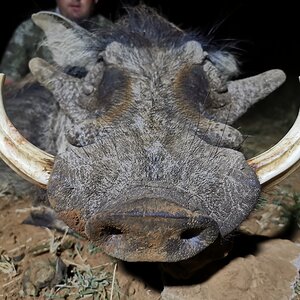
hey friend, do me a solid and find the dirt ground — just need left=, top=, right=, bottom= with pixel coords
left=1, top=76, right=300, bottom=299
left=0, top=196, right=162, bottom=299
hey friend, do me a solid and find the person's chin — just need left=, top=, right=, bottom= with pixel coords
left=67, top=13, right=84, bottom=22
left=66, top=7, right=83, bottom=19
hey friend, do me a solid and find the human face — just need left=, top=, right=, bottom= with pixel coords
left=56, top=0, right=98, bottom=21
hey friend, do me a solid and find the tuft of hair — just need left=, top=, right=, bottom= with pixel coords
left=102, top=5, right=240, bottom=78
left=39, top=4, right=240, bottom=80
left=208, top=50, right=240, bottom=79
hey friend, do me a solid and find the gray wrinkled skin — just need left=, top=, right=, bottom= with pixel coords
left=2, top=6, right=286, bottom=267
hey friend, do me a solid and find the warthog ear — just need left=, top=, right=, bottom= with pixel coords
left=29, top=58, right=106, bottom=123
left=31, top=12, right=99, bottom=70
left=226, top=69, right=286, bottom=123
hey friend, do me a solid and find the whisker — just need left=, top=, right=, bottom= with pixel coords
left=81, top=145, right=90, bottom=158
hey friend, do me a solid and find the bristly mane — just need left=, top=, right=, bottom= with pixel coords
left=92, top=5, right=208, bottom=49
left=40, top=4, right=239, bottom=79
left=91, top=5, right=239, bottom=78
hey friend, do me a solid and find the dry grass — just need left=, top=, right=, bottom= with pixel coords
left=0, top=223, right=121, bottom=299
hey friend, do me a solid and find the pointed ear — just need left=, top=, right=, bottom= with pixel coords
left=205, top=69, right=286, bottom=124
left=226, top=69, right=286, bottom=123
left=31, top=11, right=99, bottom=70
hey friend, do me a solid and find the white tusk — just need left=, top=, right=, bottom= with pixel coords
left=0, top=73, right=54, bottom=189
left=247, top=82, right=300, bottom=186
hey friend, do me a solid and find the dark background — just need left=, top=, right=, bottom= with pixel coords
left=0, top=0, right=299, bottom=78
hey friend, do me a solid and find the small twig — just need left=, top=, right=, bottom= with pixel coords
left=75, top=244, right=84, bottom=262
left=110, top=263, right=117, bottom=300
left=62, top=258, right=91, bottom=272
left=91, top=262, right=113, bottom=270
left=63, top=259, right=85, bottom=269
left=7, top=244, right=26, bottom=253
left=25, top=237, right=32, bottom=243
left=15, top=206, right=42, bottom=213
left=2, top=276, right=20, bottom=288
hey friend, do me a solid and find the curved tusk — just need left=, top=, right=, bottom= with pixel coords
left=0, top=73, right=54, bottom=189
left=247, top=97, right=300, bottom=187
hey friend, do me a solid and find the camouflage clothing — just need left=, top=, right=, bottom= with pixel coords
left=0, top=13, right=113, bottom=81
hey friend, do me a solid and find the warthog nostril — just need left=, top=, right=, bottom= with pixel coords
left=180, top=228, right=203, bottom=240
left=100, top=226, right=123, bottom=237
left=85, top=203, right=221, bottom=261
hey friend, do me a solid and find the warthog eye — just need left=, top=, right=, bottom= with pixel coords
left=64, top=65, right=88, bottom=78
left=176, top=64, right=210, bottom=114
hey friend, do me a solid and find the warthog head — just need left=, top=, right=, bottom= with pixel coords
left=1, top=6, right=300, bottom=264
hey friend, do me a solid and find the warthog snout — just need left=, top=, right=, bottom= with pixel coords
left=85, top=198, right=220, bottom=262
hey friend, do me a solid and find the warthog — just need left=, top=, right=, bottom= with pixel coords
left=0, top=5, right=299, bottom=270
